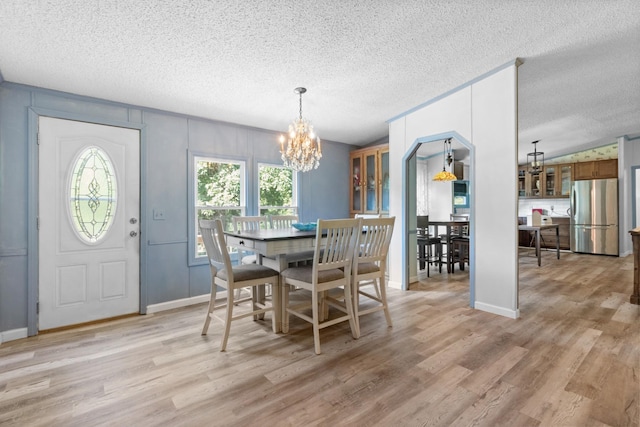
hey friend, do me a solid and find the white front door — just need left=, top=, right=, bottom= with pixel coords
left=38, top=117, right=140, bottom=330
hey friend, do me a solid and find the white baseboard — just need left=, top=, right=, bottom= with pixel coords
left=388, top=279, right=403, bottom=290
left=0, top=327, right=28, bottom=344
left=146, top=294, right=212, bottom=314
left=474, top=301, right=519, bottom=319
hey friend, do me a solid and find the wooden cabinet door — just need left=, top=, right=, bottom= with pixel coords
left=518, top=167, right=527, bottom=197
left=379, top=148, right=389, bottom=214
left=349, top=144, right=389, bottom=215
left=559, top=164, right=572, bottom=196
left=350, top=154, right=364, bottom=214
left=595, top=159, right=618, bottom=179
left=528, top=172, right=542, bottom=197
left=363, top=150, right=378, bottom=213
left=573, top=161, right=596, bottom=180
left=543, top=165, right=557, bottom=197
left=574, top=159, right=618, bottom=180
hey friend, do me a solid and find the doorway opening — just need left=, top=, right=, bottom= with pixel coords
left=401, top=132, right=475, bottom=307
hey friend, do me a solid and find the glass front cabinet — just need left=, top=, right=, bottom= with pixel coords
left=350, top=144, right=389, bottom=216
left=519, top=163, right=572, bottom=198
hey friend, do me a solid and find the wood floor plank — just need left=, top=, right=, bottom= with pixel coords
left=0, top=251, right=637, bottom=426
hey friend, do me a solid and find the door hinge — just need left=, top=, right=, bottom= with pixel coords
left=37, top=217, right=40, bottom=230
left=37, top=131, right=40, bottom=145
left=36, top=302, right=39, bottom=314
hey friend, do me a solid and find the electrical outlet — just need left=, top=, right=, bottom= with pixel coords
left=153, top=208, right=165, bottom=220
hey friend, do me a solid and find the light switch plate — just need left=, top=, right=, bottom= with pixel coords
left=153, top=208, right=165, bottom=220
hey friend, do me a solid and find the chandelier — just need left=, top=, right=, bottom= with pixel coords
left=433, top=138, right=457, bottom=181
left=527, top=140, right=544, bottom=175
left=279, top=87, right=322, bottom=172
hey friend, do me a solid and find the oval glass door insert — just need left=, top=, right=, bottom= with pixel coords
left=69, top=146, right=117, bottom=243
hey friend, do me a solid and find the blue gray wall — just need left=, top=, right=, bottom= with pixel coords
left=0, top=82, right=354, bottom=336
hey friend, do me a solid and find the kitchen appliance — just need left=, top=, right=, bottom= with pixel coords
left=570, top=178, right=618, bottom=255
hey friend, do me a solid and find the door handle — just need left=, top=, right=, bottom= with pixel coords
left=130, top=231, right=138, bottom=237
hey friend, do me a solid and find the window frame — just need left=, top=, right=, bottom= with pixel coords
left=257, top=162, right=299, bottom=217
left=188, top=151, right=247, bottom=265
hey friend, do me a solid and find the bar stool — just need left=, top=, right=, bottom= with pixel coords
left=417, top=215, right=442, bottom=276
left=450, top=236, right=469, bottom=273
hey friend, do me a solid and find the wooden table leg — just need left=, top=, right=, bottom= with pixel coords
left=277, top=254, right=289, bottom=333
left=418, top=240, right=426, bottom=270
left=446, top=225, right=452, bottom=273
left=536, top=229, right=541, bottom=267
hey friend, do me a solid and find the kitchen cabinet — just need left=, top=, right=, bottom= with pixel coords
left=573, top=159, right=618, bottom=180
left=519, top=166, right=539, bottom=198
left=518, top=217, right=570, bottom=250
left=350, top=144, right=389, bottom=216
left=542, top=164, right=573, bottom=197
left=519, top=163, right=572, bottom=198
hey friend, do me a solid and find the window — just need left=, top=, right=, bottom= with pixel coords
left=194, top=156, right=246, bottom=258
left=258, top=163, right=297, bottom=217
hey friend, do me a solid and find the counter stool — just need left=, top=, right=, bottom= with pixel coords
left=417, top=234, right=442, bottom=276
left=451, top=236, right=469, bottom=273
left=417, top=215, right=442, bottom=276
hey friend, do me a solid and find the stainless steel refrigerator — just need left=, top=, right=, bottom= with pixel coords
left=570, top=178, right=618, bottom=255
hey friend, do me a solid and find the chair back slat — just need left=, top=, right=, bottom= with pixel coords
left=199, top=219, right=233, bottom=277
left=357, top=217, right=395, bottom=265
left=269, top=214, right=299, bottom=229
left=232, top=215, right=268, bottom=232
left=315, top=218, right=361, bottom=273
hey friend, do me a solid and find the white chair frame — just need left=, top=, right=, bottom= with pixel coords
left=199, top=219, right=279, bottom=351
left=352, top=217, right=395, bottom=332
left=281, top=218, right=362, bottom=354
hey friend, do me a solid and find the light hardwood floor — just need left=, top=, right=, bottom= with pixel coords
left=1, top=249, right=638, bottom=426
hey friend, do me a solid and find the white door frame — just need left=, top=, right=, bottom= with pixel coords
left=26, top=107, right=148, bottom=336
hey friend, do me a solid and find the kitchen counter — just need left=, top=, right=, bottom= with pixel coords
left=518, top=216, right=570, bottom=250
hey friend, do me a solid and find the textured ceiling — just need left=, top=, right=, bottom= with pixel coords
left=0, top=1, right=638, bottom=162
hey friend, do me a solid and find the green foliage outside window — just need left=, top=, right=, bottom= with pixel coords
left=196, top=159, right=242, bottom=234
left=259, top=165, right=295, bottom=216
left=194, top=159, right=296, bottom=258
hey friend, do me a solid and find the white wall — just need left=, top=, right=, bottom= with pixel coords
left=620, top=135, right=640, bottom=256
left=416, top=158, right=429, bottom=215
left=416, top=154, right=456, bottom=219
left=388, top=61, right=520, bottom=319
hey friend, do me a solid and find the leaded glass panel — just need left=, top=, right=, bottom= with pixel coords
left=69, top=146, right=117, bottom=243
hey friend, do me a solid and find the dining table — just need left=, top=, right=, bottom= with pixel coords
left=429, top=220, right=470, bottom=273
left=224, top=227, right=321, bottom=332
left=518, top=224, right=560, bottom=266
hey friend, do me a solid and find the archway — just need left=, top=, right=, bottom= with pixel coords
left=401, top=131, right=476, bottom=307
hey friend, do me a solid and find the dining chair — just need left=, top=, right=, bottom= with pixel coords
left=451, top=236, right=470, bottom=273
left=436, top=214, right=469, bottom=273
left=280, top=218, right=362, bottom=354
left=232, top=215, right=269, bottom=264
left=450, top=213, right=469, bottom=237
left=351, top=217, right=395, bottom=332
left=199, top=219, right=280, bottom=351
left=417, top=215, right=442, bottom=276
left=269, top=214, right=299, bottom=229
